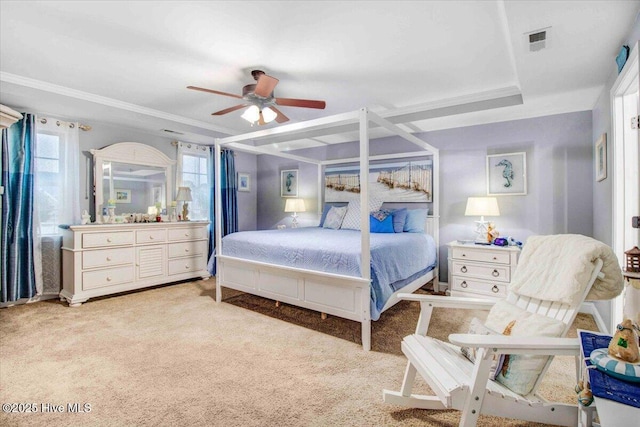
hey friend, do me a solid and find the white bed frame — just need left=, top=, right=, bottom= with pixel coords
left=213, top=108, right=440, bottom=351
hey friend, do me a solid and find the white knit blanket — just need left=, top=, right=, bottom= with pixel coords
left=509, top=234, right=624, bottom=306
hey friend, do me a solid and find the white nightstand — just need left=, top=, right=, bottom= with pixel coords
left=447, top=241, right=520, bottom=299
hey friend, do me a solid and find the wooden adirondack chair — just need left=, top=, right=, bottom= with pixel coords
left=383, top=234, right=623, bottom=427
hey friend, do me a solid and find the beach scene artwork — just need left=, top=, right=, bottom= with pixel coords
left=325, top=160, right=432, bottom=203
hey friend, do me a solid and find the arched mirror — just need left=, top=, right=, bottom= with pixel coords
left=91, top=142, right=175, bottom=222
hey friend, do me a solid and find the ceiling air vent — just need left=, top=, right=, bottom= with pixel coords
left=524, top=27, right=551, bottom=53
left=162, top=129, right=184, bottom=135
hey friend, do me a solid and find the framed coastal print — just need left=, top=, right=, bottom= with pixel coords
left=238, top=172, right=250, bottom=192
left=281, top=169, right=298, bottom=197
left=595, top=133, right=607, bottom=182
left=324, top=159, right=432, bottom=202
left=486, top=152, right=527, bottom=196
left=115, top=189, right=131, bottom=203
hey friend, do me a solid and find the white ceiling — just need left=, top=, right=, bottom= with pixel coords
left=1, top=1, right=638, bottom=150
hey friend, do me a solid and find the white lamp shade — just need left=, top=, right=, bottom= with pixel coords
left=241, top=105, right=260, bottom=123
left=176, top=186, right=192, bottom=202
left=284, top=198, right=306, bottom=213
left=465, top=197, right=500, bottom=216
left=262, top=107, right=277, bottom=123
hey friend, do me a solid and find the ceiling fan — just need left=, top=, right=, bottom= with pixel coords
left=187, top=70, right=326, bottom=125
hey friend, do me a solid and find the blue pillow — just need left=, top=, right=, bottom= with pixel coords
left=403, top=208, right=428, bottom=233
left=319, top=203, right=346, bottom=227
left=391, top=208, right=408, bottom=233
left=370, top=214, right=394, bottom=233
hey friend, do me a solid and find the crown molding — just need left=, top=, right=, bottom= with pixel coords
left=0, top=72, right=238, bottom=136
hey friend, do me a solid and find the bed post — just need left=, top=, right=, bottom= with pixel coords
left=359, top=107, right=372, bottom=351
left=214, top=140, right=223, bottom=303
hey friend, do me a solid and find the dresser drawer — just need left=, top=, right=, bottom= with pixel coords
left=168, top=227, right=207, bottom=242
left=82, top=266, right=134, bottom=290
left=82, top=247, right=134, bottom=269
left=168, top=241, right=207, bottom=259
left=451, top=277, right=507, bottom=298
left=451, top=246, right=511, bottom=264
left=168, top=256, right=203, bottom=276
left=136, top=229, right=166, bottom=244
left=451, top=260, right=510, bottom=282
left=82, top=231, right=134, bottom=248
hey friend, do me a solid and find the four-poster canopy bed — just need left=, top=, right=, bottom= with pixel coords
left=212, top=108, right=440, bottom=351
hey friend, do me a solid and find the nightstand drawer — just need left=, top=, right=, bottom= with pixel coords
left=451, top=277, right=506, bottom=298
left=451, top=246, right=510, bottom=264
left=451, top=260, right=510, bottom=282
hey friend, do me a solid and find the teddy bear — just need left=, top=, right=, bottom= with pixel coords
left=608, top=317, right=640, bottom=363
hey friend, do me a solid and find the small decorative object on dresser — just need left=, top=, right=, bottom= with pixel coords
left=447, top=241, right=520, bottom=299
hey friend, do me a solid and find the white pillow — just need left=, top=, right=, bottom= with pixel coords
left=485, top=300, right=566, bottom=395
left=322, top=206, right=348, bottom=230
left=340, top=196, right=383, bottom=230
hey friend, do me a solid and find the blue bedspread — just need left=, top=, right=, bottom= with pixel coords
left=221, top=227, right=437, bottom=320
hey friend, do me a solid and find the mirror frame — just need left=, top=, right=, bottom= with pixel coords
left=91, top=142, right=175, bottom=223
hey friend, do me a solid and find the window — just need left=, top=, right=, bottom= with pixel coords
left=35, top=133, right=64, bottom=235
left=34, top=119, right=79, bottom=236
left=177, top=143, right=210, bottom=221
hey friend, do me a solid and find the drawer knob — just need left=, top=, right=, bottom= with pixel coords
left=185, top=265, right=190, bottom=270
left=106, top=257, right=112, bottom=261
left=185, top=249, right=190, bottom=253
left=461, top=281, right=468, bottom=288
left=492, top=269, right=500, bottom=277
left=461, top=253, right=466, bottom=257
left=149, top=236, right=154, bottom=240
left=106, top=276, right=112, bottom=282
left=460, top=266, right=467, bottom=273
left=107, top=238, right=112, bottom=243
left=184, top=233, right=190, bottom=237
left=491, top=285, right=499, bottom=293
left=492, top=256, right=497, bottom=260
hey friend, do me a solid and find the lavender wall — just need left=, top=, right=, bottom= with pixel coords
left=257, top=110, right=594, bottom=282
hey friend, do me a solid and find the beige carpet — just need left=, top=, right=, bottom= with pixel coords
left=0, top=279, right=598, bottom=427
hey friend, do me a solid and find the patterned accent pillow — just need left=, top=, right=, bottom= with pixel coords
left=485, top=300, right=566, bottom=395
left=322, top=206, right=348, bottom=230
left=371, top=209, right=391, bottom=221
left=340, top=196, right=383, bottom=230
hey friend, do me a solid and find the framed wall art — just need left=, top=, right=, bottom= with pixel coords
left=238, top=172, right=250, bottom=192
left=595, top=133, right=607, bottom=182
left=486, top=152, right=527, bottom=196
left=324, top=159, right=432, bottom=202
left=115, top=189, right=131, bottom=203
left=281, top=169, right=298, bottom=197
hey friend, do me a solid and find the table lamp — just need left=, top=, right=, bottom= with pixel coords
left=284, top=198, right=306, bottom=228
left=176, top=186, right=193, bottom=221
left=465, top=197, right=500, bottom=244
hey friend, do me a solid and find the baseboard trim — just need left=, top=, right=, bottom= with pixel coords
left=580, top=302, right=607, bottom=333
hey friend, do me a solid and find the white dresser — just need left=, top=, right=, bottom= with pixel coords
left=447, top=241, right=520, bottom=299
left=61, top=221, right=210, bottom=306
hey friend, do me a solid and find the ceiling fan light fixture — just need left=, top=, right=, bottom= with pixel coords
left=241, top=105, right=260, bottom=123
left=262, top=107, right=277, bottom=123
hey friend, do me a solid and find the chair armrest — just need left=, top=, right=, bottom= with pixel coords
left=397, top=293, right=496, bottom=310
left=448, top=334, right=580, bottom=356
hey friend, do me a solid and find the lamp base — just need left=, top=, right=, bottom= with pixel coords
left=291, top=213, right=299, bottom=228
left=473, top=219, right=491, bottom=244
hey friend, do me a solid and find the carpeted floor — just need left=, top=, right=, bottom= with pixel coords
left=0, top=279, right=598, bottom=427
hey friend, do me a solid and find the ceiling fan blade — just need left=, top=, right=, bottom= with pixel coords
left=269, top=106, right=289, bottom=123
left=275, top=98, right=326, bottom=109
left=188, top=85, right=243, bottom=99
left=254, top=74, right=279, bottom=98
left=211, top=104, right=249, bottom=116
